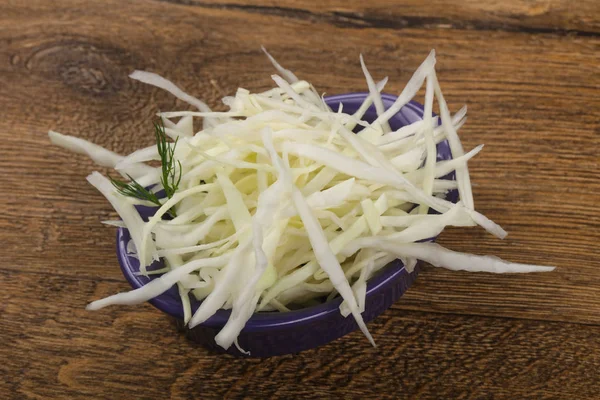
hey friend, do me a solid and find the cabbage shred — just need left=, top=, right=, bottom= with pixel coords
left=49, top=49, right=555, bottom=352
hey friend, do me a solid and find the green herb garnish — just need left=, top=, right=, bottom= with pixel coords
left=110, top=121, right=182, bottom=217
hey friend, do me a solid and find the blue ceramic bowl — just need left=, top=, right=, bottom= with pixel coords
left=116, top=93, right=457, bottom=357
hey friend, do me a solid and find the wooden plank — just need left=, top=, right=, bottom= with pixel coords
left=0, top=0, right=598, bottom=326
left=2, top=271, right=600, bottom=399
left=2, top=1, right=600, bottom=399
left=160, top=0, right=600, bottom=35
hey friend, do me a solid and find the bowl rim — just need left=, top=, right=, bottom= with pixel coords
left=116, top=93, right=452, bottom=330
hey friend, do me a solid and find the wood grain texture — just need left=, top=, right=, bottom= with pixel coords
left=163, top=0, right=600, bottom=35
left=1, top=0, right=599, bottom=398
left=3, top=271, right=600, bottom=400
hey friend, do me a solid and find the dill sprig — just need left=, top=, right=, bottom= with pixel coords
left=110, top=120, right=182, bottom=218
left=111, top=175, right=162, bottom=205
left=155, top=120, right=182, bottom=199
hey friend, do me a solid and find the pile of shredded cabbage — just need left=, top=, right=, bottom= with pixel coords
left=49, top=48, right=554, bottom=352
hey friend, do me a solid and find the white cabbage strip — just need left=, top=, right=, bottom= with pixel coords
left=49, top=48, right=555, bottom=353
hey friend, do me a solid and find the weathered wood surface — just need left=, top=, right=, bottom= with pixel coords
left=1, top=0, right=599, bottom=398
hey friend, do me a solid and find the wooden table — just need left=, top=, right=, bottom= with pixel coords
left=1, top=1, right=599, bottom=398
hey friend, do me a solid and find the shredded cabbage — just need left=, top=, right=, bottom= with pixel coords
left=49, top=48, right=555, bottom=353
